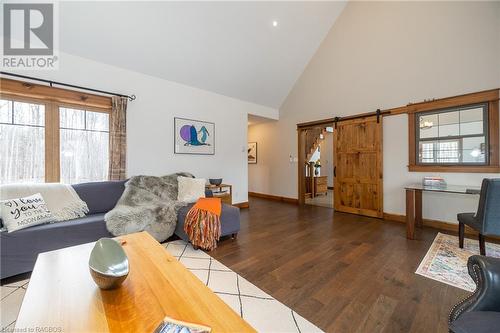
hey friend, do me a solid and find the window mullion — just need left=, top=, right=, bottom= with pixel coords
left=10, top=100, right=14, bottom=124
left=45, top=101, right=60, bottom=183
left=54, top=103, right=60, bottom=183
left=44, top=102, right=52, bottom=182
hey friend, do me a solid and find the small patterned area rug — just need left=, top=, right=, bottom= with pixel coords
left=165, top=240, right=323, bottom=332
left=416, top=232, right=500, bottom=292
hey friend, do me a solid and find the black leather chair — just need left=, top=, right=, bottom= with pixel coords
left=449, top=255, right=500, bottom=333
left=457, top=179, right=500, bottom=255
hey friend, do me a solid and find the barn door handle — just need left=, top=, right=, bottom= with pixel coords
left=334, top=166, right=336, bottom=177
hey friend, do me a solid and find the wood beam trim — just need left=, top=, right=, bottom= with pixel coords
left=296, top=89, right=499, bottom=129
left=0, top=78, right=112, bottom=110
left=296, top=112, right=388, bottom=129
left=401, top=89, right=499, bottom=114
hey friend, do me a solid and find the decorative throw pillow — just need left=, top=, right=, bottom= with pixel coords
left=177, top=177, right=206, bottom=203
left=0, top=193, right=54, bottom=233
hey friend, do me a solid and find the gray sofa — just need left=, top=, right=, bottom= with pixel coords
left=175, top=203, right=240, bottom=242
left=0, top=180, right=240, bottom=280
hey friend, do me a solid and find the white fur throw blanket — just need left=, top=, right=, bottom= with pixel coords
left=0, top=183, right=88, bottom=221
left=105, top=173, right=192, bottom=242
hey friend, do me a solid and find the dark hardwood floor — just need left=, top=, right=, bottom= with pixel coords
left=211, top=197, right=469, bottom=333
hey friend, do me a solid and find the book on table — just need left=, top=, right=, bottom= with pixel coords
left=154, top=316, right=211, bottom=333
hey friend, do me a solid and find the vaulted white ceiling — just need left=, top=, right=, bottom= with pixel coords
left=59, top=1, right=346, bottom=108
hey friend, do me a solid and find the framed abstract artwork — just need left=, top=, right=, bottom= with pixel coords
left=174, top=117, right=215, bottom=155
left=248, top=142, right=257, bottom=164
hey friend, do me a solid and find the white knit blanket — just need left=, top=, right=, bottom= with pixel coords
left=0, top=183, right=88, bottom=221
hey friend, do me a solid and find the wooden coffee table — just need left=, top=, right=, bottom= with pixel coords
left=15, top=231, right=255, bottom=332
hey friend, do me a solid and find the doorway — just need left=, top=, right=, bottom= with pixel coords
left=304, top=126, right=334, bottom=208
left=297, top=123, right=335, bottom=209
left=297, top=114, right=383, bottom=218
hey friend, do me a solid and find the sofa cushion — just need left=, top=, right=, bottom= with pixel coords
left=0, top=213, right=112, bottom=279
left=72, top=180, right=126, bottom=215
left=177, top=177, right=206, bottom=203
left=6, top=213, right=107, bottom=233
left=450, top=311, right=500, bottom=333
left=0, top=193, right=54, bottom=233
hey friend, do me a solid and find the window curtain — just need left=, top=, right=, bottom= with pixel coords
left=109, top=96, right=127, bottom=180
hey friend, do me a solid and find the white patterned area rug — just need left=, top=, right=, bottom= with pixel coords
left=416, top=232, right=500, bottom=292
left=165, top=240, right=323, bottom=333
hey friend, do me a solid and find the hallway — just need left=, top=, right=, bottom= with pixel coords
left=305, top=189, right=334, bottom=208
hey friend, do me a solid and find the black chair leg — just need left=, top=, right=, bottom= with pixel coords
left=479, top=234, right=486, bottom=256
left=459, top=222, right=465, bottom=248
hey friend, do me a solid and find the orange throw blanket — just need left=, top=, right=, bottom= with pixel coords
left=184, top=197, right=222, bottom=251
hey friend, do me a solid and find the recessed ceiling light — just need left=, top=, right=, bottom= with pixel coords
left=272, top=21, right=278, bottom=27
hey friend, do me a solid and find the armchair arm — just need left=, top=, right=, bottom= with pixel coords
left=449, top=255, right=500, bottom=323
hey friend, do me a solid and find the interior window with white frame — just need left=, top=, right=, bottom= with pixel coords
left=416, top=103, right=488, bottom=165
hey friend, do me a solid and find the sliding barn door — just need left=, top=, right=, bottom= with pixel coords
left=334, top=116, right=383, bottom=218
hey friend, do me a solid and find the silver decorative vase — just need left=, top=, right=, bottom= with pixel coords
left=89, top=238, right=129, bottom=290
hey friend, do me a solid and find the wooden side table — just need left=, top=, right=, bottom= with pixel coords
left=206, top=184, right=232, bottom=205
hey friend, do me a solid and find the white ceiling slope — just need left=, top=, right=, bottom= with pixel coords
left=59, top=1, right=346, bottom=108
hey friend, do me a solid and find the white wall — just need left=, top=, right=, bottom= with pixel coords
left=247, top=122, right=280, bottom=195
left=248, top=1, right=500, bottom=222
left=11, top=52, right=278, bottom=204
left=308, top=147, right=320, bottom=164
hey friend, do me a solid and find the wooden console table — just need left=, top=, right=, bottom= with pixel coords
left=15, top=232, right=255, bottom=332
left=206, top=183, right=232, bottom=205
left=305, top=176, right=328, bottom=197
left=405, top=184, right=480, bottom=240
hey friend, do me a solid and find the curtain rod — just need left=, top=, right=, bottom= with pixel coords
left=0, top=71, right=136, bottom=101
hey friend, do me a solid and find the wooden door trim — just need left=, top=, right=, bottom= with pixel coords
left=297, top=121, right=333, bottom=205
left=377, top=115, right=383, bottom=216
left=298, top=128, right=306, bottom=205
